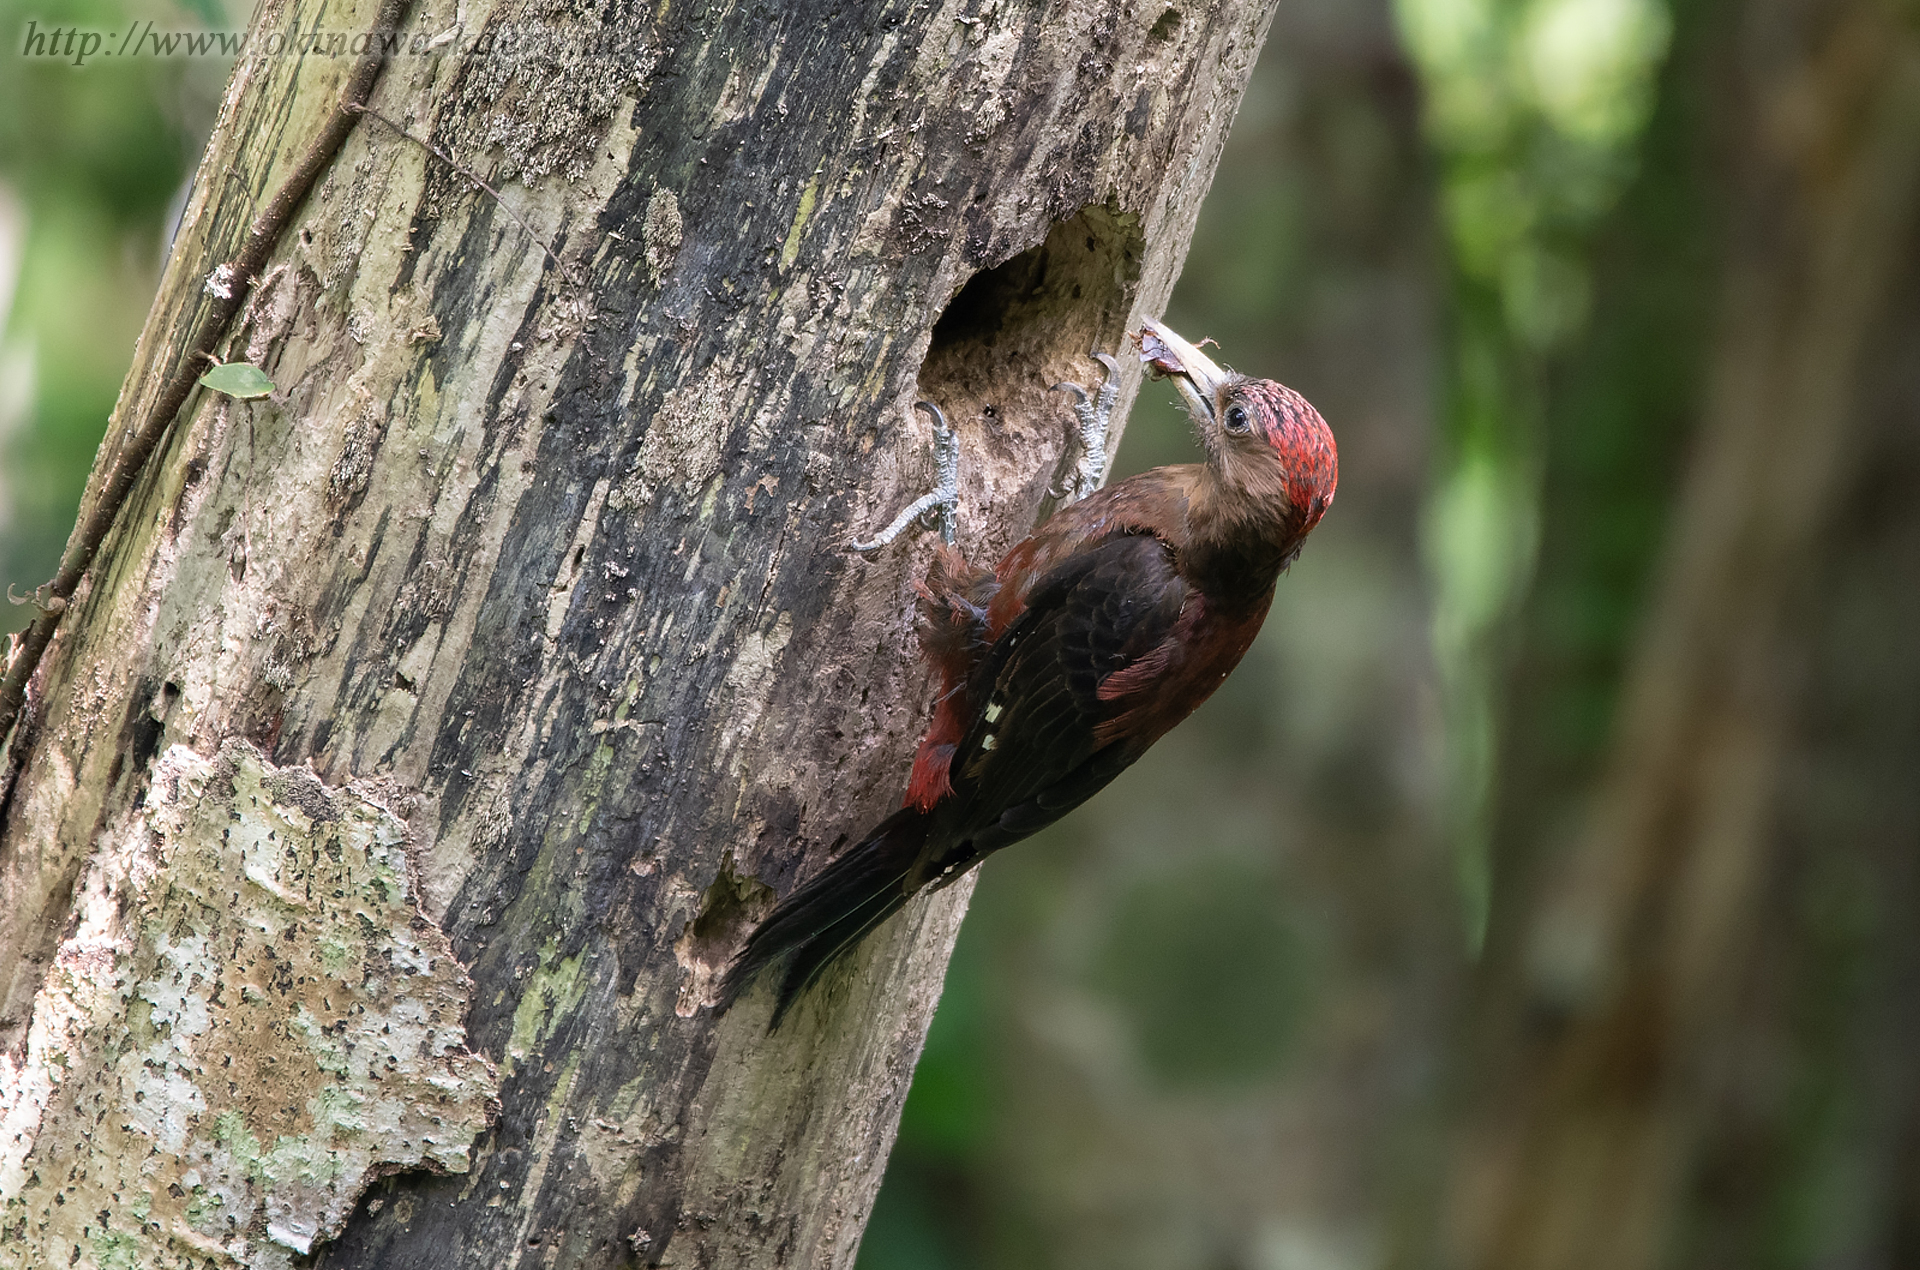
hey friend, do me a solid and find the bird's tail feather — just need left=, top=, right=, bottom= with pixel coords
left=717, top=806, right=932, bottom=1027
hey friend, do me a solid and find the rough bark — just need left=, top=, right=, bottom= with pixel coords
left=0, top=0, right=1277, bottom=1266
left=1444, top=2, right=1920, bottom=1267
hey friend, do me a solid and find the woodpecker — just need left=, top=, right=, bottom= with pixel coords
left=720, top=320, right=1337, bottom=1025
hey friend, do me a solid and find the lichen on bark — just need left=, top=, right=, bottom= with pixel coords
left=0, top=741, right=496, bottom=1264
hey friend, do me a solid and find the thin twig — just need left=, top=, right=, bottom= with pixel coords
left=0, top=0, right=414, bottom=752
left=349, top=103, right=581, bottom=287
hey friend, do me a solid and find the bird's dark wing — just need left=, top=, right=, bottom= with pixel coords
left=929, top=531, right=1189, bottom=869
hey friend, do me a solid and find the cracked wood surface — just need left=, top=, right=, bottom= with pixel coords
left=0, top=0, right=1277, bottom=1265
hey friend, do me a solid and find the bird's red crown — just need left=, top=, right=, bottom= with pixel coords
left=1241, top=378, right=1337, bottom=536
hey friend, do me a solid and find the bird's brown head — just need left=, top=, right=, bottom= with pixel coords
left=1139, top=319, right=1338, bottom=548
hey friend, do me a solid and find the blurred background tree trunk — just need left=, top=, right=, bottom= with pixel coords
left=1444, top=0, right=1920, bottom=1267
left=0, top=1, right=1281, bottom=1266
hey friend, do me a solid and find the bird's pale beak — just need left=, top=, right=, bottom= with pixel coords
left=1139, top=319, right=1229, bottom=426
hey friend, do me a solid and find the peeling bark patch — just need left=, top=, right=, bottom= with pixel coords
left=444, top=1, right=660, bottom=182
left=674, top=860, right=775, bottom=1017
left=617, top=365, right=733, bottom=505
left=641, top=187, right=683, bottom=286
left=0, top=742, right=497, bottom=1264
left=328, top=399, right=387, bottom=512
left=717, top=610, right=795, bottom=758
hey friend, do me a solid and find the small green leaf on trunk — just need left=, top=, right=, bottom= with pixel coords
left=198, top=362, right=275, bottom=399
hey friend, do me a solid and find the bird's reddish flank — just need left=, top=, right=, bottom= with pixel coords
left=722, top=320, right=1336, bottom=1025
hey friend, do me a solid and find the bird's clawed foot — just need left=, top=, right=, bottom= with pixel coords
left=850, top=350, right=1117, bottom=553
left=1051, top=351, right=1122, bottom=504
left=851, top=401, right=960, bottom=552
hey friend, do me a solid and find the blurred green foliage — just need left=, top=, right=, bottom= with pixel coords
left=1093, top=862, right=1316, bottom=1087
left=0, top=0, right=232, bottom=630
left=1396, top=0, right=1672, bottom=946
left=1491, top=0, right=1716, bottom=899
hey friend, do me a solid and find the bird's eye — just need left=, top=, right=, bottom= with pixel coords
left=1224, top=404, right=1251, bottom=433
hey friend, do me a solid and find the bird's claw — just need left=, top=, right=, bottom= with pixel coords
left=851, top=401, right=960, bottom=552
left=1051, top=350, right=1122, bottom=504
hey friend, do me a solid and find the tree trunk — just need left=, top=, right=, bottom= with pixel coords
left=0, top=1, right=1277, bottom=1265
left=1443, top=2, right=1920, bottom=1267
